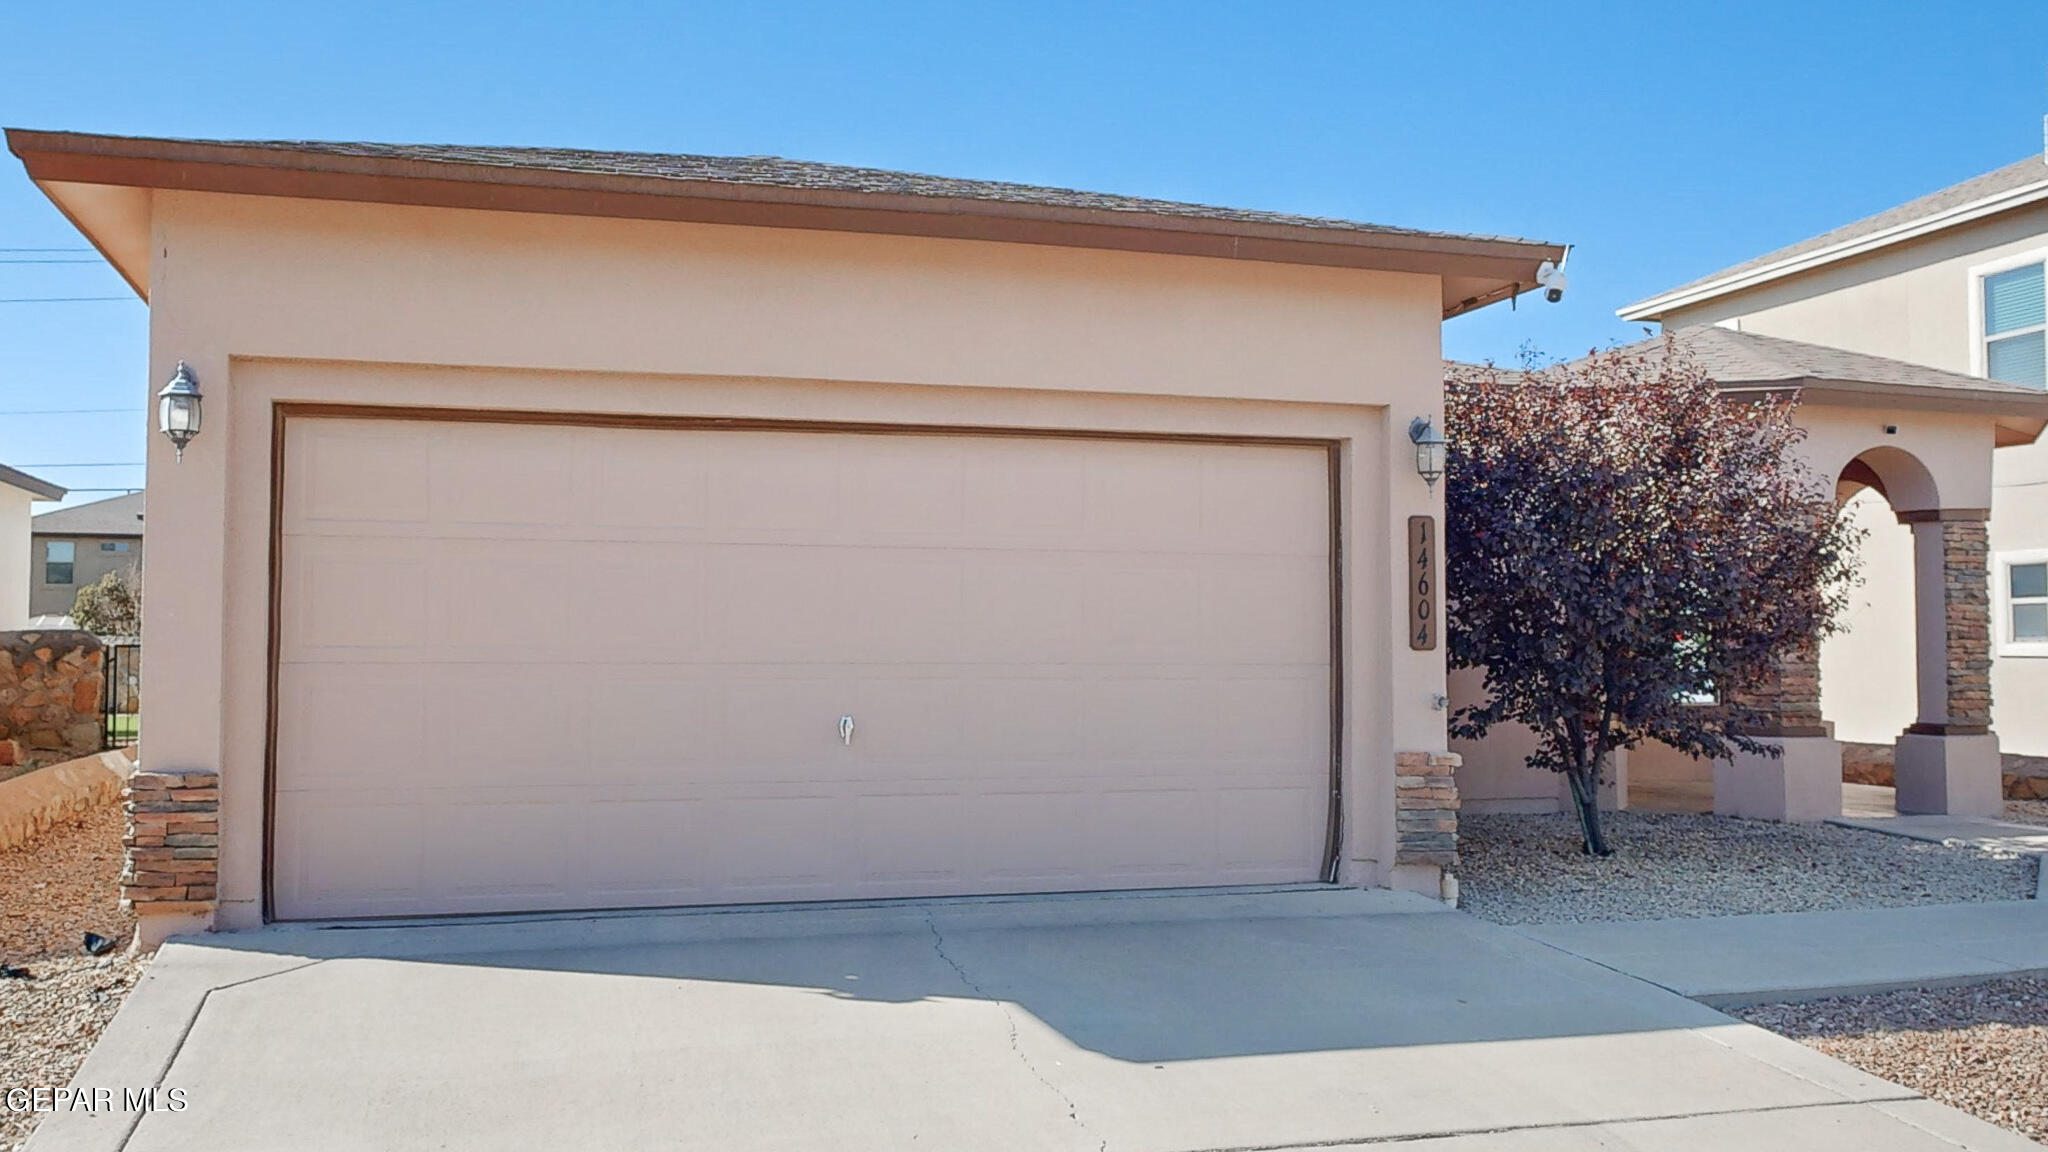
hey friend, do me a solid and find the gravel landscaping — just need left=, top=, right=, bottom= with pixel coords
left=1458, top=811, right=2039, bottom=924
left=2006, top=801, right=2048, bottom=829
left=1737, top=979, right=2048, bottom=1145
left=0, top=803, right=143, bottom=1152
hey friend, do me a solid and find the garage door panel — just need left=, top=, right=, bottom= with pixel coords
left=1088, top=566, right=1205, bottom=664
left=578, top=544, right=709, bottom=652
left=709, top=796, right=848, bottom=891
left=706, top=437, right=844, bottom=535
left=274, top=798, right=428, bottom=918
left=958, top=561, right=1089, bottom=662
left=274, top=663, right=427, bottom=790
left=947, top=679, right=1087, bottom=762
left=288, top=424, right=431, bottom=528
left=429, top=424, right=586, bottom=527
left=581, top=800, right=712, bottom=905
left=1198, top=448, right=1332, bottom=554
left=838, top=553, right=968, bottom=663
left=577, top=430, right=712, bottom=530
left=427, top=800, right=578, bottom=899
left=1087, top=450, right=1204, bottom=546
left=707, top=547, right=849, bottom=662
left=1204, top=675, right=1330, bottom=759
left=719, top=677, right=856, bottom=774
left=273, top=418, right=1333, bottom=919
left=1203, top=562, right=1337, bottom=663
left=1215, top=787, right=1327, bottom=872
left=1092, top=789, right=1208, bottom=873
left=961, top=441, right=1089, bottom=539
left=285, top=537, right=431, bottom=653
left=432, top=669, right=583, bottom=785
left=1082, top=678, right=1221, bottom=760
left=840, top=439, right=968, bottom=536
left=966, top=793, right=1092, bottom=882
left=439, top=540, right=579, bottom=652
left=584, top=674, right=723, bottom=776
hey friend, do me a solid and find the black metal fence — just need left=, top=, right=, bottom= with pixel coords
left=102, top=640, right=139, bottom=750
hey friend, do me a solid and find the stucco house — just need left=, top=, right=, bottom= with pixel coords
left=8, top=129, right=1566, bottom=941
left=0, top=464, right=68, bottom=629
left=30, top=489, right=143, bottom=619
left=1621, top=153, right=2048, bottom=762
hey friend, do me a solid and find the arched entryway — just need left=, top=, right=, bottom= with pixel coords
left=1726, top=442, right=2001, bottom=819
left=1825, top=453, right=1932, bottom=813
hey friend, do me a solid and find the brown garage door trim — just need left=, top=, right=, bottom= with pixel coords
left=262, top=401, right=1347, bottom=921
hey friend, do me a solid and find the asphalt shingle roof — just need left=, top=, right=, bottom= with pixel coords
left=32, top=490, right=143, bottom=535
left=1650, top=155, right=2048, bottom=304
left=1451, top=326, right=2048, bottom=400
left=189, top=139, right=1547, bottom=247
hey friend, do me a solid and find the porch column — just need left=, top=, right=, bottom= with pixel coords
left=1715, top=640, right=1843, bottom=821
left=1894, top=511, right=2001, bottom=815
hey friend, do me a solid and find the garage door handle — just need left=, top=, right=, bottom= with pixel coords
left=839, top=715, right=856, bottom=746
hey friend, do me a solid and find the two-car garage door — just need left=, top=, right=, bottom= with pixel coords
left=270, top=415, right=1334, bottom=920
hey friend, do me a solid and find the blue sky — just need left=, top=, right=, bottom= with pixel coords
left=4, top=1, right=2046, bottom=509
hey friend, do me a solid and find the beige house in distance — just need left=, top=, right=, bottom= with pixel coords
left=0, top=463, right=67, bottom=628
left=1623, top=153, right=2048, bottom=761
left=30, top=490, right=143, bottom=619
left=10, top=129, right=1566, bottom=942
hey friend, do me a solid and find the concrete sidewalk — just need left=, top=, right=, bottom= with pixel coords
left=1520, top=899, right=2048, bottom=1006
left=1832, top=815, right=2048, bottom=886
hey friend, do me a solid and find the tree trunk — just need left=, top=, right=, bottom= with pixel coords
left=1564, top=762, right=1614, bottom=857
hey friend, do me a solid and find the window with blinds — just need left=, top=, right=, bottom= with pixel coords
left=1984, top=262, right=2047, bottom=388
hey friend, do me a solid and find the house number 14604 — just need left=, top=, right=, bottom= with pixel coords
left=1408, top=515, right=1436, bottom=651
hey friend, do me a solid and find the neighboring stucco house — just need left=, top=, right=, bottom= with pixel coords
left=30, top=490, right=143, bottom=619
left=1621, top=154, right=2048, bottom=759
left=9, top=129, right=1565, bottom=941
left=0, top=464, right=67, bottom=629
left=1450, top=326, right=2048, bottom=822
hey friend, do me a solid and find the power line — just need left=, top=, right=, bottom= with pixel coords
left=11, top=462, right=145, bottom=468
left=0, top=296, right=135, bottom=304
left=56, top=487, right=144, bottom=493
left=0, top=408, right=142, bottom=416
left=0, top=247, right=92, bottom=253
left=0, top=258, right=102, bottom=265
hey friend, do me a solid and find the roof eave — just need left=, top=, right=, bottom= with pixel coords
left=1719, top=375, right=2048, bottom=425
left=0, top=464, right=67, bottom=501
left=8, top=129, right=1565, bottom=320
left=1618, top=178, right=2048, bottom=322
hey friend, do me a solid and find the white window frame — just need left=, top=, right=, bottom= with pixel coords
left=1968, top=246, right=2048, bottom=385
left=1994, top=548, right=2048, bottom=658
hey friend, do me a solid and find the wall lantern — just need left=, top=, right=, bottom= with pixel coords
left=158, top=362, right=203, bottom=462
left=1409, top=416, right=1447, bottom=493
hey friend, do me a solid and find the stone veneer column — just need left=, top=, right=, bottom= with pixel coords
left=122, top=766, right=219, bottom=947
left=1895, top=513, right=2001, bottom=815
left=1716, top=639, right=1842, bottom=822
left=1392, top=751, right=1459, bottom=903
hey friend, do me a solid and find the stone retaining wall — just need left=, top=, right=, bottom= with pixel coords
left=1841, top=740, right=2048, bottom=800
left=0, top=630, right=105, bottom=766
left=122, top=767, right=218, bottom=922
left=0, top=749, right=133, bottom=851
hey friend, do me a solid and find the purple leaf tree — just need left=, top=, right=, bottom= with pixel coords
left=1445, top=339, right=1860, bottom=855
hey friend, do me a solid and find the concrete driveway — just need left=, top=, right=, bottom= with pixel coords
left=29, top=888, right=2034, bottom=1151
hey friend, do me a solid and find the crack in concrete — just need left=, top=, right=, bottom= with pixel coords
left=923, top=911, right=1106, bottom=1152
left=116, top=957, right=329, bottom=1150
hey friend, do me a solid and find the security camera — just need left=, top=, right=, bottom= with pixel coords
left=1536, top=259, right=1567, bottom=304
